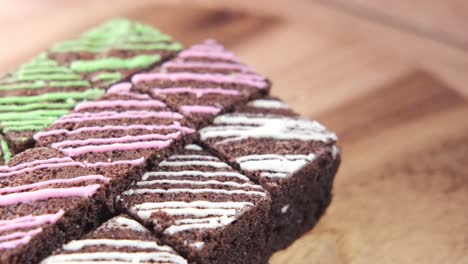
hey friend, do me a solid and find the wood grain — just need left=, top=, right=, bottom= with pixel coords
left=0, top=1, right=467, bottom=263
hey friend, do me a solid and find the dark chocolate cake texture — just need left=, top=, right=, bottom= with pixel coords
left=118, top=144, right=271, bottom=264
left=131, top=39, right=270, bottom=128
left=41, top=215, right=188, bottom=264
left=199, top=97, right=340, bottom=251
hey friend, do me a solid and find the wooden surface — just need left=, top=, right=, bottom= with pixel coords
left=1, top=1, right=468, bottom=263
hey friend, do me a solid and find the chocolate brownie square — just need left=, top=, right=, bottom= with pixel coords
left=34, top=84, right=196, bottom=197
left=117, top=144, right=271, bottom=264
left=199, top=97, right=340, bottom=251
left=0, top=147, right=111, bottom=264
left=131, top=39, right=270, bottom=128
left=41, top=215, right=188, bottom=264
left=49, top=19, right=182, bottom=89
left=0, top=53, right=104, bottom=158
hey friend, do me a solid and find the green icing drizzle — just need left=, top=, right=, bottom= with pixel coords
left=0, top=101, right=76, bottom=112
left=92, top=72, right=122, bottom=81
left=3, top=125, right=48, bottom=132
left=0, top=53, right=91, bottom=92
left=0, top=140, right=11, bottom=163
left=15, top=73, right=81, bottom=81
left=114, top=43, right=182, bottom=51
left=2, top=119, right=58, bottom=127
left=0, top=89, right=104, bottom=104
left=51, top=19, right=181, bottom=55
left=49, top=80, right=90, bottom=87
left=70, top=55, right=160, bottom=72
left=0, top=81, right=46, bottom=91
left=0, top=110, right=70, bottom=121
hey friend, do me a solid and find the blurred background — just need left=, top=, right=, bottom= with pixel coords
left=1, top=1, right=467, bottom=263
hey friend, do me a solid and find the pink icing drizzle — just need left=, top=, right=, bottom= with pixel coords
left=0, top=161, right=85, bottom=178
left=52, top=132, right=181, bottom=149
left=84, top=157, right=145, bottom=168
left=0, top=228, right=42, bottom=242
left=178, top=50, right=240, bottom=62
left=163, top=61, right=253, bottom=73
left=0, top=175, right=108, bottom=195
left=150, top=87, right=241, bottom=98
left=106, top=82, right=151, bottom=99
left=132, top=72, right=267, bottom=89
left=34, top=122, right=195, bottom=140
left=60, top=140, right=172, bottom=157
left=0, top=228, right=42, bottom=249
left=0, top=210, right=64, bottom=233
left=0, top=157, right=74, bottom=173
left=0, top=185, right=101, bottom=206
left=54, top=110, right=183, bottom=124
left=180, top=105, right=221, bottom=115
left=106, top=82, right=132, bottom=93
left=74, top=100, right=166, bottom=111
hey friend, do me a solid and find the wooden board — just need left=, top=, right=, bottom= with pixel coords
left=1, top=1, right=467, bottom=263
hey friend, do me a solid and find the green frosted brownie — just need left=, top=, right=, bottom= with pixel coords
left=0, top=53, right=104, bottom=158
left=49, top=19, right=182, bottom=89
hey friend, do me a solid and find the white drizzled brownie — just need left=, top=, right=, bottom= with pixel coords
left=41, top=215, right=187, bottom=264
left=199, top=97, right=341, bottom=251
left=117, top=144, right=272, bottom=264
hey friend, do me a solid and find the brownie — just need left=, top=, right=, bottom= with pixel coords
left=49, top=19, right=182, bottom=89
left=199, top=97, right=341, bottom=251
left=117, top=144, right=271, bottom=264
left=131, top=39, right=270, bottom=128
left=0, top=147, right=111, bottom=264
left=0, top=53, right=104, bottom=157
left=41, top=215, right=188, bottom=264
left=34, top=84, right=196, bottom=197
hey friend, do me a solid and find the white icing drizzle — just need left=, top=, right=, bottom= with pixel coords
left=168, top=154, right=219, bottom=161
left=246, top=99, right=290, bottom=109
left=136, top=179, right=263, bottom=189
left=142, top=170, right=250, bottom=181
left=102, top=216, right=148, bottom=233
left=135, top=201, right=253, bottom=210
left=199, top=113, right=337, bottom=144
left=41, top=252, right=187, bottom=264
left=122, top=188, right=266, bottom=197
left=184, top=144, right=202, bottom=151
left=158, top=160, right=231, bottom=168
left=236, top=154, right=316, bottom=177
left=63, top=239, right=173, bottom=252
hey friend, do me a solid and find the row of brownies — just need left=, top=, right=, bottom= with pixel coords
left=0, top=22, right=340, bottom=264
